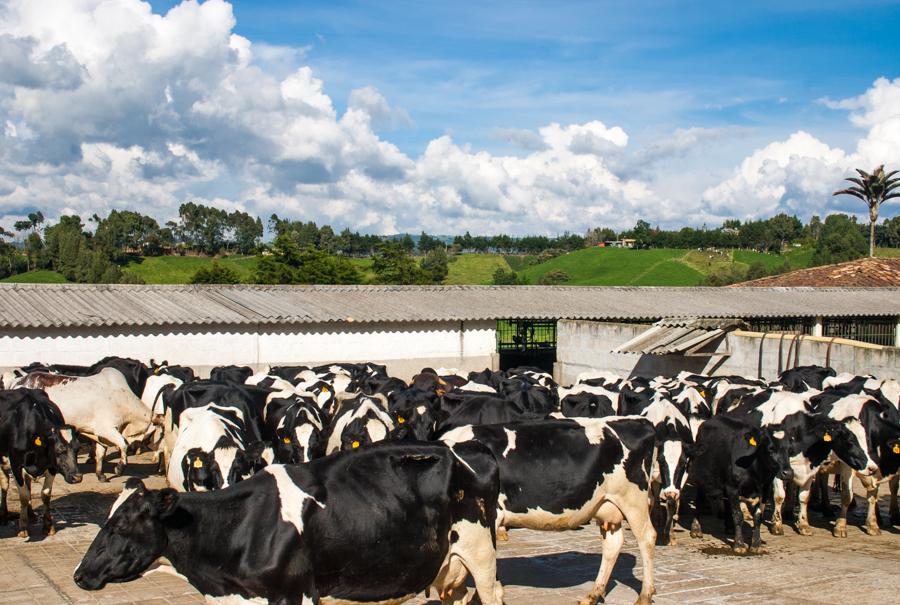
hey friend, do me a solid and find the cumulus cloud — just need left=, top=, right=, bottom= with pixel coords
left=702, top=77, right=900, bottom=222
left=1, top=0, right=897, bottom=237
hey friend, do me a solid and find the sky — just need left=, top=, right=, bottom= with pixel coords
left=1, top=0, right=899, bottom=236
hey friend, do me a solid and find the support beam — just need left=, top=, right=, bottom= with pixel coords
left=813, top=317, right=824, bottom=338
left=895, top=316, right=900, bottom=348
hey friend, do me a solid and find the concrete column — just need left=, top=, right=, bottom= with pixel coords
left=895, top=316, right=900, bottom=348
left=813, top=317, right=824, bottom=338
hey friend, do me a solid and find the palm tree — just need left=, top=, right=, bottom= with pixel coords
left=833, top=165, right=900, bottom=257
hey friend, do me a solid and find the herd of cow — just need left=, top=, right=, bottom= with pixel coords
left=1, top=357, right=898, bottom=605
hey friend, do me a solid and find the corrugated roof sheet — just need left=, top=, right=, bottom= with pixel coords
left=0, top=284, right=897, bottom=329
left=734, top=257, right=900, bottom=288
left=614, top=318, right=747, bottom=355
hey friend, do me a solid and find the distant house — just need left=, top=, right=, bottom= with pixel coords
left=604, top=239, right=636, bottom=249
left=720, top=227, right=740, bottom=235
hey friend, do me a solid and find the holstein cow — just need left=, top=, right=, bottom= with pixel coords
left=324, top=394, right=394, bottom=454
left=724, top=390, right=873, bottom=536
left=808, top=392, right=893, bottom=536
left=18, top=356, right=150, bottom=398
left=0, top=389, right=82, bottom=537
left=558, top=384, right=619, bottom=418
left=688, top=415, right=793, bottom=554
left=75, top=441, right=505, bottom=605
left=14, top=369, right=156, bottom=481
left=263, top=395, right=327, bottom=464
left=779, top=365, right=836, bottom=393
left=168, top=403, right=268, bottom=492
left=442, top=417, right=658, bottom=605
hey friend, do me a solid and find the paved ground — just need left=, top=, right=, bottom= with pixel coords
left=0, top=453, right=897, bottom=605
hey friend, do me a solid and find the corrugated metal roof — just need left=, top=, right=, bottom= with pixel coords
left=0, top=284, right=897, bottom=330
left=614, top=318, right=746, bottom=355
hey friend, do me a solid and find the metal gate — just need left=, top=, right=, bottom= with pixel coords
left=497, top=319, right=557, bottom=372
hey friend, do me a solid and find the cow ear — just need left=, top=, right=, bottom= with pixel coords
left=154, top=488, right=179, bottom=518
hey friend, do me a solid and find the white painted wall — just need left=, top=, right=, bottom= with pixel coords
left=0, top=320, right=498, bottom=380
left=556, top=319, right=900, bottom=384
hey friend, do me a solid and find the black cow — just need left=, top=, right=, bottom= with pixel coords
left=263, top=395, right=326, bottom=464
left=75, top=442, right=504, bottom=604
left=441, top=417, right=658, bottom=605
left=779, top=365, right=837, bottom=392
left=208, top=365, right=254, bottom=384
left=688, top=415, right=793, bottom=553
left=0, top=389, right=82, bottom=537
left=435, top=393, right=545, bottom=435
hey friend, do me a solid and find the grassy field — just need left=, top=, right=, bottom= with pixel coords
left=0, top=269, right=68, bottom=283
left=446, top=254, right=511, bottom=285
left=519, top=248, right=703, bottom=286
left=124, top=255, right=257, bottom=284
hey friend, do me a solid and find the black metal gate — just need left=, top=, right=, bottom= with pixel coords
left=497, top=319, right=557, bottom=372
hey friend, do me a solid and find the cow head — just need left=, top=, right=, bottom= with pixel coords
left=50, top=425, right=83, bottom=484
left=227, top=441, right=270, bottom=485
left=654, top=420, right=696, bottom=501
left=74, top=479, right=175, bottom=590
left=734, top=427, right=793, bottom=482
left=275, top=423, right=323, bottom=464
left=812, top=417, right=870, bottom=472
left=181, top=448, right=223, bottom=492
left=388, top=405, right=440, bottom=441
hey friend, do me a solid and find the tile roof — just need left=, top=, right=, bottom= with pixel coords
left=734, top=257, right=900, bottom=288
left=0, top=284, right=897, bottom=329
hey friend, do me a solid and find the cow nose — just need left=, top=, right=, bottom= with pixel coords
left=69, top=472, right=83, bottom=484
left=660, top=488, right=680, bottom=501
left=73, top=571, right=85, bottom=588
left=864, top=463, right=879, bottom=476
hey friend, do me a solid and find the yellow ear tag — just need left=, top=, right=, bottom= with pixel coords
left=823, top=433, right=832, bottom=442
left=893, top=444, right=900, bottom=454
left=34, top=437, right=42, bottom=446
left=192, top=458, right=203, bottom=469
left=321, top=386, right=329, bottom=393
left=351, top=440, right=360, bottom=449
left=699, top=390, right=706, bottom=398
left=748, top=437, right=757, bottom=447
left=397, top=416, right=406, bottom=424
left=283, top=437, right=292, bottom=444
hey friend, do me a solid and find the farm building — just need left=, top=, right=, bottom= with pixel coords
left=0, top=283, right=897, bottom=382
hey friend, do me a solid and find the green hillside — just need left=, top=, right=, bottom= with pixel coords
left=0, top=270, right=68, bottom=283
left=124, top=255, right=257, bottom=284
left=520, top=248, right=703, bottom=286
left=446, top=254, right=511, bottom=285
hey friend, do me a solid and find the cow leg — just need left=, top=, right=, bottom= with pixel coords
left=770, top=478, right=785, bottom=536
left=581, top=520, right=624, bottom=605
left=445, top=520, right=504, bottom=605
left=749, top=501, right=765, bottom=554
left=622, top=499, right=657, bottom=605
left=16, top=472, right=31, bottom=538
left=814, top=473, right=834, bottom=517
left=0, top=463, right=9, bottom=522
left=664, top=498, right=678, bottom=546
left=728, top=495, right=747, bottom=554
left=796, top=478, right=814, bottom=536
left=890, top=475, right=900, bottom=526
left=859, top=474, right=881, bottom=536
left=833, top=465, right=853, bottom=538
left=109, top=432, right=130, bottom=477
left=95, top=443, right=108, bottom=482
left=689, top=488, right=704, bottom=539
left=39, top=472, right=56, bottom=536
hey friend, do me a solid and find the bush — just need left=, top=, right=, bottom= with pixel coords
left=745, top=261, right=768, bottom=281
left=491, top=268, right=529, bottom=285
left=538, top=270, right=571, bottom=285
left=190, top=261, right=242, bottom=284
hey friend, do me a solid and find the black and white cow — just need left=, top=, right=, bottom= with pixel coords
left=208, top=365, right=254, bottom=384
left=724, top=390, right=873, bottom=536
left=263, top=394, right=327, bottom=464
left=324, top=394, right=394, bottom=454
left=18, top=356, right=150, bottom=398
left=0, top=389, right=82, bottom=537
left=808, top=391, right=894, bottom=536
left=558, top=384, right=619, bottom=418
left=688, top=415, right=793, bottom=554
left=442, top=417, right=658, bottom=605
left=75, top=441, right=505, bottom=605
left=167, top=403, right=268, bottom=492
left=779, top=365, right=836, bottom=393
left=14, top=369, right=156, bottom=481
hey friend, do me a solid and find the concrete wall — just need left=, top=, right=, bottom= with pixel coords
left=0, top=320, right=498, bottom=381
left=556, top=319, right=900, bottom=384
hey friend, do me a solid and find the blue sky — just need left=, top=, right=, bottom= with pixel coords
left=2, top=0, right=899, bottom=234
left=150, top=0, right=900, bottom=154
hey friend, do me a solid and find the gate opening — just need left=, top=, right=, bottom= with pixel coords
left=497, top=319, right=557, bottom=373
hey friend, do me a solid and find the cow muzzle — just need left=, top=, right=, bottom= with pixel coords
left=660, top=487, right=680, bottom=501
left=859, top=463, right=880, bottom=477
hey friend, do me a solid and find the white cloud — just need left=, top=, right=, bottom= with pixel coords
left=702, top=77, right=900, bottom=222
left=1, top=1, right=897, bottom=237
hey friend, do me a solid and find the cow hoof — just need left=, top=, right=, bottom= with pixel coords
left=833, top=525, right=847, bottom=538
left=866, top=525, right=881, bottom=537
left=496, top=528, right=509, bottom=541
left=769, top=523, right=784, bottom=536
left=732, top=544, right=748, bottom=555
left=17, top=529, right=28, bottom=539
left=748, top=546, right=766, bottom=555
left=577, top=592, right=602, bottom=605
left=44, top=524, right=56, bottom=536
left=690, top=519, right=703, bottom=539
left=797, top=525, right=812, bottom=537
left=97, top=474, right=109, bottom=483
left=667, top=535, right=677, bottom=546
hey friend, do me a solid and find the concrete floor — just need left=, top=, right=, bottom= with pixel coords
left=0, top=453, right=897, bottom=605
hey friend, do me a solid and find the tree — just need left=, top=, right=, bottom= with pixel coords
left=883, top=215, right=900, bottom=248
left=491, top=268, right=529, bottom=285
left=767, top=213, right=802, bottom=251
left=190, top=261, right=243, bottom=284
left=372, top=241, right=426, bottom=284
left=833, top=165, right=900, bottom=257
left=418, top=232, right=442, bottom=254
left=538, top=270, right=570, bottom=285
left=745, top=261, right=768, bottom=281
left=420, top=246, right=449, bottom=283
left=254, top=236, right=362, bottom=285
left=812, top=214, right=867, bottom=266
left=399, top=233, right=415, bottom=254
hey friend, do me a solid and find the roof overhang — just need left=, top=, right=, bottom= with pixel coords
left=613, top=317, right=747, bottom=355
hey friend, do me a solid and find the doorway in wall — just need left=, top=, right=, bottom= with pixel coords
left=497, top=319, right=557, bottom=373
